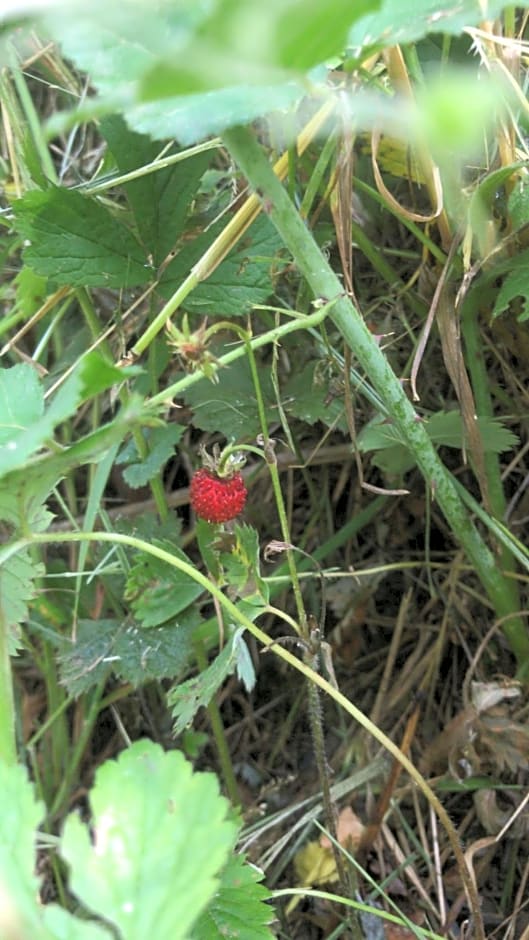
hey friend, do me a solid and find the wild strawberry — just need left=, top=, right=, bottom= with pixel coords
left=190, top=468, right=247, bottom=523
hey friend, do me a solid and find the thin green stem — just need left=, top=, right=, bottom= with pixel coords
left=244, top=333, right=307, bottom=633
left=461, top=294, right=524, bottom=656
left=222, top=124, right=529, bottom=673
left=0, top=529, right=484, bottom=937
left=147, top=302, right=332, bottom=411
left=49, top=680, right=106, bottom=818
left=78, top=139, right=222, bottom=195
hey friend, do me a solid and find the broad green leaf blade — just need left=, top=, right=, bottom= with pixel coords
left=220, top=523, right=269, bottom=610
left=116, top=424, right=184, bottom=489
left=43, top=0, right=382, bottom=142
left=129, top=84, right=304, bottom=145
left=193, top=853, right=274, bottom=940
left=0, top=399, right=142, bottom=639
left=0, top=493, right=52, bottom=645
left=0, top=363, right=43, bottom=449
left=0, top=763, right=110, bottom=940
left=61, top=740, right=238, bottom=940
left=283, top=361, right=347, bottom=430
left=159, top=216, right=284, bottom=315
left=0, top=357, right=138, bottom=479
left=169, top=630, right=245, bottom=735
left=0, top=761, right=43, bottom=900
left=59, top=614, right=198, bottom=695
left=78, top=351, right=143, bottom=399
left=15, top=186, right=151, bottom=289
left=492, top=250, right=529, bottom=323
left=427, top=411, right=519, bottom=452
left=100, top=115, right=212, bottom=264
left=126, top=541, right=204, bottom=627
left=183, top=356, right=274, bottom=439
left=348, top=0, right=523, bottom=54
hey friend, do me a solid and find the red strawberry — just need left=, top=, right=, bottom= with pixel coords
left=190, top=468, right=247, bottom=523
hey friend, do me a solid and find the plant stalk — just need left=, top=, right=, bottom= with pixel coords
left=222, top=124, right=529, bottom=672
left=1, top=528, right=485, bottom=938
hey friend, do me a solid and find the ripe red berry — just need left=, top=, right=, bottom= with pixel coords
left=189, top=468, right=247, bottom=523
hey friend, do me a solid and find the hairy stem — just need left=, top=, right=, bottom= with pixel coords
left=222, top=124, right=529, bottom=673
left=0, top=530, right=485, bottom=938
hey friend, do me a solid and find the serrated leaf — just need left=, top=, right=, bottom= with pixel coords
left=0, top=362, right=43, bottom=450
left=59, top=616, right=198, bottom=695
left=193, top=853, right=274, bottom=940
left=508, top=177, right=529, bottom=232
left=0, top=763, right=110, bottom=939
left=283, top=362, right=347, bottom=430
left=358, top=415, right=403, bottom=453
left=126, top=541, right=204, bottom=627
left=492, top=250, right=529, bottom=322
left=15, top=186, right=151, bottom=289
left=169, top=630, right=245, bottom=734
left=116, top=424, right=184, bottom=489
left=159, top=216, right=283, bottom=315
left=61, top=740, right=238, bottom=940
left=196, top=518, right=223, bottom=581
left=100, top=115, right=212, bottom=265
left=14, top=266, right=48, bottom=318
left=427, top=411, right=519, bottom=453
left=130, top=83, right=304, bottom=145
left=183, top=356, right=274, bottom=438
left=0, top=761, right=44, bottom=892
left=0, top=398, right=143, bottom=521
left=233, top=632, right=257, bottom=693
left=0, top=546, right=44, bottom=644
left=0, top=491, right=52, bottom=645
left=43, top=0, right=377, bottom=144
left=348, top=0, right=519, bottom=54
left=359, top=411, right=518, bottom=457
left=0, top=357, right=139, bottom=479
left=222, top=523, right=269, bottom=607
left=78, top=351, right=143, bottom=399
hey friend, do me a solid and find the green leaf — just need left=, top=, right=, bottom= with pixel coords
left=15, top=186, right=151, bottom=289
left=0, top=493, right=52, bottom=646
left=358, top=411, right=518, bottom=477
left=43, top=0, right=381, bottom=143
left=159, top=216, right=284, bottom=315
left=126, top=541, right=204, bottom=627
left=492, top=250, right=529, bottom=322
left=116, top=424, right=184, bottom=489
left=0, top=762, right=110, bottom=939
left=100, top=115, right=212, bottom=265
left=283, top=361, right=347, bottom=430
left=427, top=411, right=519, bottom=452
left=169, top=630, right=245, bottom=734
left=348, top=0, right=520, bottom=54
left=194, top=853, right=274, bottom=940
left=0, top=761, right=43, bottom=899
left=61, top=740, right=238, bottom=940
left=0, top=363, right=43, bottom=450
left=14, top=266, right=48, bottom=318
left=59, top=615, right=198, bottom=695
left=508, top=176, right=529, bottom=232
left=222, top=523, right=269, bottom=607
left=0, top=356, right=137, bottom=479
left=78, top=351, right=143, bottom=400
left=183, top=356, right=274, bottom=439
left=0, top=400, right=142, bottom=641
left=119, top=84, right=305, bottom=146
